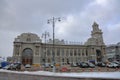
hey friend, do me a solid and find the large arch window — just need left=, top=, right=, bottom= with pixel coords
left=22, top=48, right=33, bottom=65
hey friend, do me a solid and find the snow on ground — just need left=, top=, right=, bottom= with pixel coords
left=0, top=69, right=120, bottom=79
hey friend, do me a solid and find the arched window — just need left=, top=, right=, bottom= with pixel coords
left=22, top=48, right=33, bottom=65
left=22, top=48, right=33, bottom=58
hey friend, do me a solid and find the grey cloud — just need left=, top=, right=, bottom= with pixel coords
left=0, top=0, right=93, bottom=33
left=104, top=23, right=120, bottom=44
left=0, top=0, right=120, bottom=57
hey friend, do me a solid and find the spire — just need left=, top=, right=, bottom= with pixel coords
left=93, top=21, right=99, bottom=27
left=92, top=21, right=99, bottom=31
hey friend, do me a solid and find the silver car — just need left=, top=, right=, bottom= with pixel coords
left=107, top=62, right=119, bottom=68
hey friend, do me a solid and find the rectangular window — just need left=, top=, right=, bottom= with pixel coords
left=57, top=48, right=60, bottom=56
left=86, top=50, right=88, bottom=56
left=66, top=49, right=68, bottom=56
left=78, top=49, right=81, bottom=56
left=74, top=49, right=77, bottom=56
left=70, top=49, right=73, bottom=56
left=61, top=48, right=64, bottom=56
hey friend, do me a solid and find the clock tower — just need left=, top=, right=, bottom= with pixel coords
left=91, top=22, right=105, bottom=45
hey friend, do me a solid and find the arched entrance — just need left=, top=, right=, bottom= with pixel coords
left=22, top=48, right=33, bottom=65
left=96, top=49, right=102, bottom=62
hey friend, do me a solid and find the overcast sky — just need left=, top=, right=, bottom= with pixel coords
left=0, top=0, right=120, bottom=57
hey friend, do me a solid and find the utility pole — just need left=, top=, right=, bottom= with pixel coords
left=42, top=31, right=49, bottom=70
left=47, top=17, right=61, bottom=72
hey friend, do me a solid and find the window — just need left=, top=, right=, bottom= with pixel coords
left=62, top=58, right=64, bottom=65
left=74, top=49, right=77, bottom=56
left=82, top=49, right=84, bottom=56
left=22, top=48, right=33, bottom=58
left=78, top=53, right=80, bottom=56
left=57, top=48, right=60, bottom=56
left=26, top=38, right=31, bottom=42
left=82, top=53, right=84, bottom=56
left=86, top=50, right=88, bottom=56
left=66, top=49, right=69, bottom=56
left=67, top=58, right=69, bottom=64
left=70, top=49, right=73, bottom=56
left=78, top=49, right=81, bottom=56
left=61, top=48, right=64, bottom=56
left=47, top=48, right=50, bottom=56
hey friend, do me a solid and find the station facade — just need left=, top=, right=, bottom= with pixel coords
left=13, top=22, right=106, bottom=65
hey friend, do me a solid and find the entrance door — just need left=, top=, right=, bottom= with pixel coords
left=96, top=49, right=102, bottom=62
left=22, top=48, right=33, bottom=65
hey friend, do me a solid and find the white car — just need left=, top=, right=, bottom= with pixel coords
left=25, top=64, right=31, bottom=68
left=107, top=62, right=119, bottom=68
left=44, top=63, right=50, bottom=68
left=71, top=63, right=77, bottom=67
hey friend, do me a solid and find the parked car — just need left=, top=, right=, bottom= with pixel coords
left=87, top=62, right=95, bottom=68
left=79, top=62, right=89, bottom=68
left=96, top=62, right=106, bottom=67
left=112, top=61, right=120, bottom=67
left=12, top=63, right=21, bottom=70
left=2, top=65, right=12, bottom=70
left=25, top=64, right=31, bottom=68
left=107, top=62, right=119, bottom=68
left=71, top=63, right=77, bottom=67
left=76, top=62, right=81, bottom=66
left=0, top=61, right=9, bottom=68
left=50, top=64, right=54, bottom=68
left=44, top=63, right=50, bottom=68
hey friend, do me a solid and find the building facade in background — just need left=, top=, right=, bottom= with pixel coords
left=13, top=22, right=106, bottom=65
left=106, top=42, right=120, bottom=62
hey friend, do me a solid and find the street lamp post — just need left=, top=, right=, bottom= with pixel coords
left=42, top=31, right=49, bottom=70
left=47, top=17, right=61, bottom=72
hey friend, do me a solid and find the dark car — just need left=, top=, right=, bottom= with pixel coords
left=97, top=62, right=106, bottom=67
left=79, top=62, right=89, bottom=68
left=12, top=63, right=21, bottom=70
left=87, top=62, right=95, bottom=68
